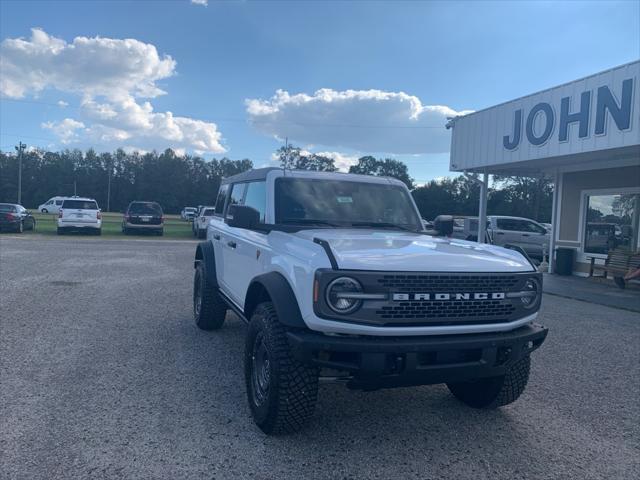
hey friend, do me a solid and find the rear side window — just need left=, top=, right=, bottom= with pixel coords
left=129, top=202, right=162, bottom=215
left=214, top=185, right=229, bottom=215
left=62, top=200, right=98, bottom=210
left=0, top=204, right=17, bottom=212
left=55, top=200, right=63, bottom=205
left=243, top=181, right=267, bottom=223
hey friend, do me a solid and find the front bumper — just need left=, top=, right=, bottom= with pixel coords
left=287, top=323, right=548, bottom=390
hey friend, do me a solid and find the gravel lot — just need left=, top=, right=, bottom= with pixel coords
left=1, top=236, right=639, bottom=479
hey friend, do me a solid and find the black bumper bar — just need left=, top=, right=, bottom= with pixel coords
left=287, top=323, right=548, bottom=390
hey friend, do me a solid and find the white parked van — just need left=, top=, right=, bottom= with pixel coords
left=38, top=196, right=70, bottom=214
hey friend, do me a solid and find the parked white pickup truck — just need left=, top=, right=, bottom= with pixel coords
left=486, top=216, right=550, bottom=260
left=191, top=168, right=548, bottom=434
left=457, top=216, right=550, bottom=261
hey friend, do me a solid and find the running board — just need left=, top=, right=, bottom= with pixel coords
left=218, top=290, right=249, bottom=324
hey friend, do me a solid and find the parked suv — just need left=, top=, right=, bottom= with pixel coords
left=57, top=198, right=102, bottom=235
left=194, top=206, right=215, bottom=239
left=181, top=207, right=197, bottom=221
left=191, top=168, right=548, bottom=434
left=122, top=201, right=164, bottom=236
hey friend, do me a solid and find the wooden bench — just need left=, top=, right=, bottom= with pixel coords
left=588, top=249, right=640, bottom=287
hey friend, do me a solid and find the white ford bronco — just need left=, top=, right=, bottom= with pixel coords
left=192, top=168, right=548, bottom=434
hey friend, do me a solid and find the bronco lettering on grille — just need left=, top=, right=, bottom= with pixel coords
left=392, top=292, right=506, bottom=301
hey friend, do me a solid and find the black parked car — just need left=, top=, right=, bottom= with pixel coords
left=122, top=201, right=164, bottom=235
left=0, top=203, right=36, bottom=233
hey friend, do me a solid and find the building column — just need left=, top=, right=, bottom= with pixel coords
left=478, top=172, right=488, bottom=244
left=548, top=170, right=560, bottom=274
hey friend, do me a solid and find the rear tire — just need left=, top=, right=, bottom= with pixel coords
left=447, top=356, right=531, bottom=409
left=245, top=302, right=319, bottom=434
left=41, top=208, right=48, bottom=214
left=193, top=262, right=226, bottom=330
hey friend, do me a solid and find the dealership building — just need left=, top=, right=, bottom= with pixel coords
left=449, top=60, right=640, bottom=275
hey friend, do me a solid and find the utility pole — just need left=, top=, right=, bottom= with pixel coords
left=15, top=142, right=26, bottom=204
left=107, top=161, right=112, bottom=212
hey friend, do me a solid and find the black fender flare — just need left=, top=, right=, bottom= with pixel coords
left=194, top=241, right=218, bottom=288
left=244, top=272, right=306, bottom=329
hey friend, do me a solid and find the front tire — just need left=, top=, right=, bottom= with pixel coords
left=447, top=355, right=531, bottom=409
left=193, top=262, right=226, bottom=330
left=41, top=208, right=48, bottom=214
left=245, top=303, right=319, bottom=435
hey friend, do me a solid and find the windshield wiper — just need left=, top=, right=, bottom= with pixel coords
left=350, top=221, right=420, bottom=233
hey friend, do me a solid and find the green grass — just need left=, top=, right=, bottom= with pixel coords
left=24, top=212, right=197, bottom=239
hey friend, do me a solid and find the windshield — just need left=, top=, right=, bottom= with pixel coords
left=62, top=200, right=98, bottom=210
left=129, top=202, right=162, bottom=215
left=0, top=204, right=17, bottom=212
left=274, top=178, right=421, bottom=230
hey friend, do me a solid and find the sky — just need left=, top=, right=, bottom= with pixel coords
left=0, top=0, right=639, bottom=183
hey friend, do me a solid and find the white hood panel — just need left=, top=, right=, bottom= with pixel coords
left=294, top=229, right=535, bottom=273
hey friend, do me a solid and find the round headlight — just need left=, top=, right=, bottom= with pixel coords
left=325, top=277, right=363, bottom=314
left=521, top=278, right=540, bottom=308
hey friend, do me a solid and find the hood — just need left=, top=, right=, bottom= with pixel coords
left=294, top=229, right=535, bottom=272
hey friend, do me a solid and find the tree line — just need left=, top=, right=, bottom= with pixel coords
left=0, top=145, right=552, bottom=221
left=0, top=148, right=252, bottom=214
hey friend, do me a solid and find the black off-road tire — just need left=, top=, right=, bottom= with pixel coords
left=193, top=262, right=226, bottom=330
left=244, top=302, right=319, bottom=435
left=447, top=355, right=531, bottom=409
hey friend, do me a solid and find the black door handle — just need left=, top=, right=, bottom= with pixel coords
left=227, top=241, right=237, bottom=248
left=213, top=234, right=220, bottom=240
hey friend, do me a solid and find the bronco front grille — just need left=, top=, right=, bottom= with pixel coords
left=314, top=270, right=539, bottom=327
left=377, top=274, right=519, bottom=293
left=376, top=299, right=516, bottom=321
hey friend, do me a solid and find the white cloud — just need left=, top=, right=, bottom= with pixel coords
left=269, top=148, right=358, bottom=172
left=1, top=28, right=226, bottom=154
left=246, top=89, right=472, bottom=154
left=1, top=28, right=175, bottom=100
left=314, top=151, right=359, bottom=171
left=42, top=118, right=85, bottom=144
left=57, top=100, right=68, bottom=108
left=191, top=0, right=209, bottom=5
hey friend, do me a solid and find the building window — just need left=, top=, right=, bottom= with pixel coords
left=584, top=193, right=639, bottom=255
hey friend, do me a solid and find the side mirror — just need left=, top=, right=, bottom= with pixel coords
left=433, top=215, right=454, bottom=236
left=226, top=205, right=260, bottom=230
